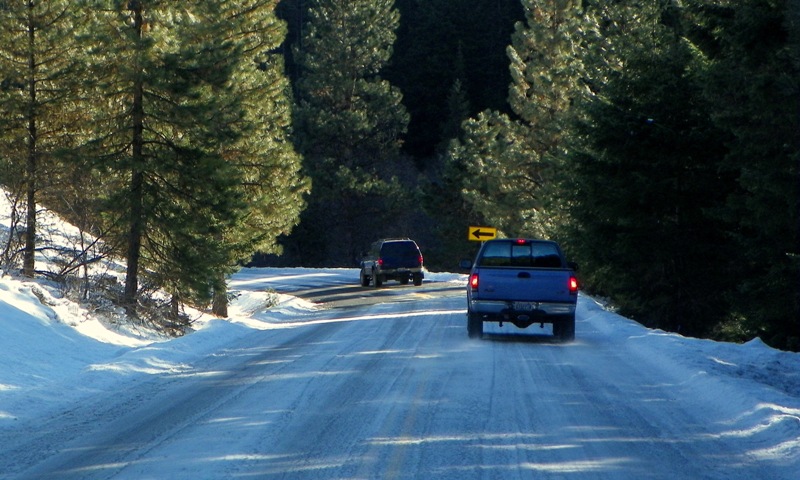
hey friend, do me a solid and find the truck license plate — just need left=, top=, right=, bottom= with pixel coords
left=513, top=302, right=538, bottom=311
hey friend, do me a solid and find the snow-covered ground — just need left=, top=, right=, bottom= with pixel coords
left=0, top=266, right=798, bottom=478
left=0, top=267, right=468, bottom=423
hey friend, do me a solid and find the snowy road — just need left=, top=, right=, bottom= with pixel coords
left=1, top=268, right=798, bottom=479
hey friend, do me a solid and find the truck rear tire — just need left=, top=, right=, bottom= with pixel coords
left=467, top=313, right=483, bottom=339
left=555, top=314, right=575, bottom=342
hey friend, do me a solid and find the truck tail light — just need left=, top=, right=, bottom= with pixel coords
left=470, top=273, right=479, bottom=291
left=418, top=255, right=424, bottom=266
left=569, top=276, right=579, bottom=293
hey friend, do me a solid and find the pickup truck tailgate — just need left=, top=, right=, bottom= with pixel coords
left=474, top=267, right=574, bottom=303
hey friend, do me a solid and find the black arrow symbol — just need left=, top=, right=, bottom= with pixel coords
left=471, top=229, right=494, bottom=239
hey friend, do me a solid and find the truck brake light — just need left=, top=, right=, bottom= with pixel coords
left=569, top=276, right=579, bottom=293
left=470, top=273, right=479, bottom=291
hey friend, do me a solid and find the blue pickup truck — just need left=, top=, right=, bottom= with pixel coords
left=462, top=238, right=578, bottom=341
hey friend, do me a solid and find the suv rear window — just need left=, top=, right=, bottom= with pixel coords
left=478, top=241, right=563, bottom=268
left=381, top=241, right=419, bottom=257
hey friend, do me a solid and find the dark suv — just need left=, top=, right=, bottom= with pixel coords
left=360, top=239, right=424, bottom=287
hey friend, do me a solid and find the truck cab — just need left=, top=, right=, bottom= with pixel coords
left=464, top=238, right=578, bottom=341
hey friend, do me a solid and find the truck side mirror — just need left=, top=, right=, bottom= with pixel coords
left=459, top=259, right=473, bottom=270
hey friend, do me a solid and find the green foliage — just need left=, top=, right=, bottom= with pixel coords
left=213, top=2, right=309, bottom=266
left=387, top=0, right=524, bottom=158
left=293, top=0, right=407, bottom=162
left=565, top=1, right=738, bottom=337
left=419, top=79, right=486, bottom=270
left=452, top=111, right=544, bottom=238
left=444, top=0, right=589, bottom=240
left=287, top=0, right=410, bottom=265
left=0, top=1, right=89, bottom=275
left=75, top=1, right=306, bottom=314
left=691, top=0, right=800, bottom=349
left=508, top=0, right=590, bottom=136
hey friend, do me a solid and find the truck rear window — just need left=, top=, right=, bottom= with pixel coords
left=478, top=241, right=563, bottom=268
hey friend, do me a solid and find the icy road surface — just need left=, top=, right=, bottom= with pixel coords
left=1, top=268, right=798, bottom=479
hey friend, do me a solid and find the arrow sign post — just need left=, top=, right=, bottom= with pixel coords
left=468, top=226, right=497, bottom=241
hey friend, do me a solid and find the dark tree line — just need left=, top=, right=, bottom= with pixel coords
left=276, top=0, right=798, bottom=351
left=561, top=0, right=798, bottom=351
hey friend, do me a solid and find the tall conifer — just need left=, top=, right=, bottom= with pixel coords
left=566, top=1, right=734, bottom=336
left=81, top=2, right=250, bottom=317
left=694, top=0, right=800, bottom=349
left=0, top=1, right=87, bottom=277
left=209, top=1, right=309, bottom=316
left=449, top=0, right=589, bottom=238
left=289, top=0, right=409, bottom=265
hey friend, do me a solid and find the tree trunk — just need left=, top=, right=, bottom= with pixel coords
left=22, top=10, right=37, bottom=278
left=124, top=3, right=146, bottom=316
left=211, top=273, right=228, bottom=317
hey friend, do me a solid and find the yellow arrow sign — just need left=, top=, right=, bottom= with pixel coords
left=468, top=226, right=497, bottom=241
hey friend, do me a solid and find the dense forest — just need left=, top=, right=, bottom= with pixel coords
left=0, top=1, right=797, bottom=351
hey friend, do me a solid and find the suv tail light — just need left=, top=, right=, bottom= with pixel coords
left=569, top=275, right=579, bottom=293
left=470, top=273, right=479, bottom=291
left=377, top=258, right=384, bottom=267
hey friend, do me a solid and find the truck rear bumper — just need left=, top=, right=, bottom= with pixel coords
left=469, top=300, right=576, bottom=317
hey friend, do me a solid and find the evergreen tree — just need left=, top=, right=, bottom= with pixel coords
left=387, top=0, right=524, bottom=160
left=693, top=0, right=800, bottom=349
left=287, top=0, right=409, bottom=265
left=81, top=2, right=252, bottom=317
left=0, top=1, right=87, bottom=277
left=448, top=0, right=589, bottom=238
left=210, top=1, right=309, bottom=317
left=453, top=110, right=543, bottom=237
left=420, top=78, right=486, bottom=270
left=566, top=1, right=735, bottom=336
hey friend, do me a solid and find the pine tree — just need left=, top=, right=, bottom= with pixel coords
left=0, top=1, right=87, bottom=277
left=453, top=110, right=543, bottom=237
left=693, top=0, right=800, bottom=349
left=289, top=0, right=409, bottom=265
left=565, top=1, right=735, bottom=336
left=420, top=78, right=486, bottom=270
left=81, top=2, right=252, bottom=318
left=209, top=1, right=309, bottom=317
left=448, top=0, right=589, bottom=238
left=387, top=0, right=524, bottom=159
